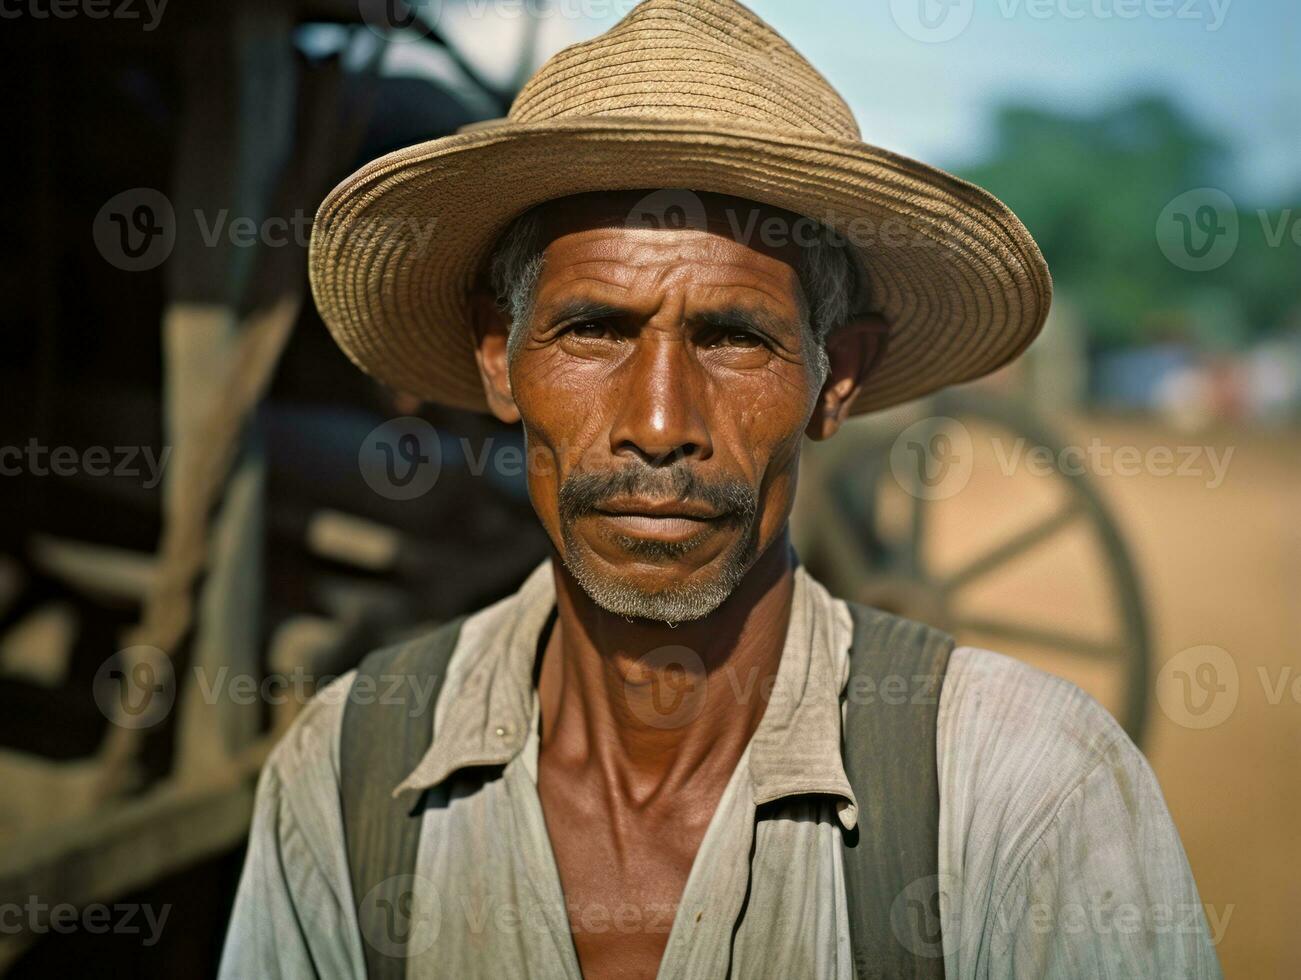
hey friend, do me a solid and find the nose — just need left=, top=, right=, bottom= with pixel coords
left=608, top=335, right=713, bottom=466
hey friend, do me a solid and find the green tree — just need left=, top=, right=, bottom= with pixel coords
left=960, top=95, right=1297, bottom=350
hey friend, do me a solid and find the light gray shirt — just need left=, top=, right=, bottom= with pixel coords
left=220, top=560, right=1221, bottom=978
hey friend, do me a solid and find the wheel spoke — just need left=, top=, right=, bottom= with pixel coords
left=940, top=501, right=1082, bottom=595
left=819, top=496, right=880, bottom=588
left=897, top=416, right=941, bottom=577
left=955, top=616, right=1122, bottom=661
left=907, top=484, right=928, bottom=576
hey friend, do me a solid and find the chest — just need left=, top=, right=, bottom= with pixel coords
left=536, top=763, right=717, bottom=980
left=409, top=761, right=852, bottom=980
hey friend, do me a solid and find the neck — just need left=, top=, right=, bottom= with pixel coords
left=537, top=531, right=795, bottom=804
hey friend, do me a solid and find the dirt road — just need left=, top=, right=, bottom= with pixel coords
left=939, top=414, right=1299, bottom=978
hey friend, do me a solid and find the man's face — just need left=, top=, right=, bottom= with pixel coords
left=495, top=192, right=835, bottom=622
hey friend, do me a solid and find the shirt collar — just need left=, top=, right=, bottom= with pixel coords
left=392, top=557, right=859, bottom=829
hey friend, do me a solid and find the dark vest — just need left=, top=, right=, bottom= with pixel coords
left=340, top=603, right=952, bottom=979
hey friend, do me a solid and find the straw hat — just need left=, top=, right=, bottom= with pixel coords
left=309, top=0, right=1051, bottom=415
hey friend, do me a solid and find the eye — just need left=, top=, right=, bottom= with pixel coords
left=722, top=331, right=763, bottom=348
left=564, top=320, right=617, bottom=340
left=704, top=328, right=766, bottom=349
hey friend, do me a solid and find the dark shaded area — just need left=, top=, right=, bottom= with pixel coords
left=0, top=6, right=547, bottom=975
left=7, top=849, right=246, bottom=980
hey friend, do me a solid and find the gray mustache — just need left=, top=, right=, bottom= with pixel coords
left=558, top=465, right=758, bottom=526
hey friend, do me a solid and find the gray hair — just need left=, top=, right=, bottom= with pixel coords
left=487, top=204, right=863, bottom=381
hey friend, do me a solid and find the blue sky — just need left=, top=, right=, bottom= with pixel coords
left=482, top=0, right=1298, bottom=204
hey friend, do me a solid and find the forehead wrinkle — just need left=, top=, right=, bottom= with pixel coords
left=654, top=250, right=804, bottom=318
left=535, top=240, right=806, bottom=346
left=537, top=272, right=662, bottom=318
left=684, top=274, right=801, bottom=317
left=706, top=261, right=804, bottom=313
left=539, top=248, right=689, bottom=293
left=548, top=228, right=797, bottom=277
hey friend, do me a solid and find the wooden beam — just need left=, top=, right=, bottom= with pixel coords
left=0, top=776, right=256, bottom=969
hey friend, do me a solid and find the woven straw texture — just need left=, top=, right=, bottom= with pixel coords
left=309, top=0, right=1052, bottom=414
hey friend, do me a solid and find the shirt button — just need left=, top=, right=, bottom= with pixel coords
left=495, top=725, right=511, bottom=738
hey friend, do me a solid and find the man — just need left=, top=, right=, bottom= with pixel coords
left=222, top=1, right=1220, bottom=977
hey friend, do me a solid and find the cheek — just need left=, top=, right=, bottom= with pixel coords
left=720, top=358, right=820, bottom=435
left=511, top=351, right=613, bottom=532
left=714, top=372, right=812, bottom=522
left=753, top=427, right=805, bottom=539
left=721, top=360, right=817, bottom=450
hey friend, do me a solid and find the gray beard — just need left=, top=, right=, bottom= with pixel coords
left=559, top=522, right=758, bottom=623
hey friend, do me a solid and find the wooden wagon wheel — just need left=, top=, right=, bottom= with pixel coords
left=795, top=390, right=1151, bottom=744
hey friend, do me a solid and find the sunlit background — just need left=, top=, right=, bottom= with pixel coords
left=1, top=0, right=1296, bottom=976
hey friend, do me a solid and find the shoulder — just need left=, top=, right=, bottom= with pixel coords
left=938, top=646, right=1146, bottom=854
left=939, top=651, right=1193, bottom=927
left=257, top=670, right=356, bottom=823
left=939, top=649, right=1219, bottom=974
left=938, top=648, right=1153, bottom=891
left=939, top=645, right=1131, bottom=780
left=246, top=622, right=464, bottom=892
left=229, top=670, right=359, bottom=951
left=263, top=614, right=469, bottom=782
left=261, top=606, right=491, bottom=800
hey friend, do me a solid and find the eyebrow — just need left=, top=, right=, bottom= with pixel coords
left=690, top=306, right=798, bottom=340
left=544, top=298, right=625, bottom=326
left=542, top=297, right=799, bottom=342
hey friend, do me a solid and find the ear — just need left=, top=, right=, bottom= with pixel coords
left=805, top=314, right=889, bottom=441
left=469, top=288, right=521, bottom=424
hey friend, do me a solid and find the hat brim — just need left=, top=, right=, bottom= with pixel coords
left=308, top=115, right=1051, bottom=415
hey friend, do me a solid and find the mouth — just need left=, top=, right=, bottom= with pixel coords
left=589, top=498, right=727, bottom=543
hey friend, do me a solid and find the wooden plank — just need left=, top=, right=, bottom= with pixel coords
left=0, top=776, right=255, bottom=932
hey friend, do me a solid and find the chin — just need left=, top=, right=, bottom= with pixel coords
left=560, top=528, right=757, bottom=624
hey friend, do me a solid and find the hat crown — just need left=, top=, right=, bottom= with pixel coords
left=509, top=0, right=861, bottom=141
